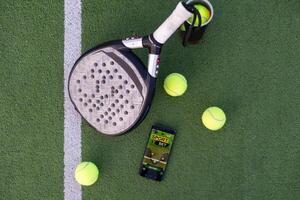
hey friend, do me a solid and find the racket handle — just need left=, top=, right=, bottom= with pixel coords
left=153, top=2, right=193, bottom=44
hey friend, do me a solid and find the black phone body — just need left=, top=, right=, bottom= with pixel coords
left=139, top=125, right=176, bottom=181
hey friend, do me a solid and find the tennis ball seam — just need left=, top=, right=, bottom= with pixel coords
left=76, top=162, right=90, bottom=173
left=177, top=75, right=187, bottom=86
left=207, top=110, right=225, bottom=122
left=164, top=84, right=181, bottom=96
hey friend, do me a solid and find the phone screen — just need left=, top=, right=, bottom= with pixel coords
left=139, top=125, right=176, bottom=181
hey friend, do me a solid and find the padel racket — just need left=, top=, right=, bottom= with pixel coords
left=68, top=1, right=197, bottom=136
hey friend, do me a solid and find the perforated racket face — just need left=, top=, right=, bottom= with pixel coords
left=69, top=47, right=148, bottom=135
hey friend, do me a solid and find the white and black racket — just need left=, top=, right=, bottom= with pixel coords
left=68, top=1, right=197, bottom=136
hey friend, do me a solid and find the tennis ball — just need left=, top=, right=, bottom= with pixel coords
left=187, top=4, right=211, bottom=26
left=75, top=162, right=99, bottom=186
left=202, top=107, right=226, bottom=131
left=180, top=24, right=186, bottom=32
left=164, top=73, right=187, bottom=97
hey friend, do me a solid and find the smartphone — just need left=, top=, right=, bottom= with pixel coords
left=139, top=125, right=176, bottom=181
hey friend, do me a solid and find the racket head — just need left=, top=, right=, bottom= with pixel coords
left=68, top=41, right=156, bottom=136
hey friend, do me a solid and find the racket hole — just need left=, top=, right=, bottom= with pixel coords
left=114, top=69, right=118, bottom=73
left=130, top=105, right=134, bottom=109
left=108, top=116, right=112, bottom=120
left=91, top=75, right=94, bottom=79
left=112, top=112, right=115, bottom=116
left=79, top=98, right=83, bottom=102
left=126, top=90, right=130, bottom=94
left=118, top=85, right=123, bottom=89
left=115, top=89, right=118, bottom=94
left=88, top=99, right=92, bottom=103
left=96, top=80, right=100, bottom=84
left=94, top=63, right=98, bottom=67
left=96, top=85, right=100, bottom=89
left=119, top=95, right=123, bottom=99
left=116, top=109, right=120, bottom=113
left=100, top=103, right=104, bottom=106
left=96, top=118, right=100, bottom=122
left=83, top=75, right=87, bottom=79
left=111, top=86, right=115, bottom=90
left=109, top=75, right=113, bottom=79
left=96, top=107, right=100, bottom=110
left=105, top=94, right=108, bottom=98
left=96, top=89, right=100, bottom=93
left=111, top=103, right=115, bottom=107
left=93, top=104, right=96, bottom=107
left=113, top=122, right=117, bottom=126
left=108, top=108, right=111, bottom=112
left=119, top=117, right=123, bottom=121
left=110, top=61, right=114, bottom=65
left=98, top=69, right=102, bottom=73
left=102, top=75, right=106, bottom=79
left=125, top=100, right=129, bottom=104
left=131, top=84, right=135, bottom=89
left=100, top=96, right=104, bottom=100
left=100, top=114, right=104, bottom=118
left=118, top=75, right=122, bottom=79
left=91, top=69, right=95, bottom=73
left=115, top=99, right=119, bottom=103
left=120, top=104, right=124, bottom=108
left=77, top=80, right=80, bottom=83
left=102, top=63, right=106, bottom=67
left=124, top=111, right=128, bottom=115
left=124, top=80, right=128, bottom=84
left=102, top=80, right=106, bottom=84
left=106, top=70, right=110, bottom=74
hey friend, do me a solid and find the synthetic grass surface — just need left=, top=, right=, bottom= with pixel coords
left=0, top=0, right=299, bottom=199
left=82, top=0, right=300, bottom=199
left=0, top=1, right=64, bottom=199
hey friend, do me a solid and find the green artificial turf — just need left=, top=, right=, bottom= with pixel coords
left=0, top=0, right=299, bottom=199
left=0, top=1, right=64, bottom=199
left=82, top=0, right=300, bottom=199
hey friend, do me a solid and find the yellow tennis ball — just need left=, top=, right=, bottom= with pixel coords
left=202, top=107, right=226, bottom=131
left=180, top=24, right=186, bottom=32
left=75, top=162, right=99, bottom=186
left=187, top=4, right=211, bottom=26
left=164, top=73, right=187, bottom=97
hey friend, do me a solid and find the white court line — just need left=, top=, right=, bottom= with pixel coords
left=63, top=0, right=82, bottom=199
